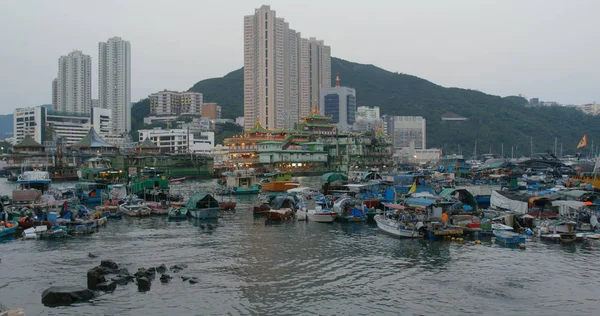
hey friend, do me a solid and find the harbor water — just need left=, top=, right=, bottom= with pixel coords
left=0, top=178, right=599, bottom=315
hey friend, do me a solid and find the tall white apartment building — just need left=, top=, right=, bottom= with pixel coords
left=244, top=5, right=331, bottom=131
left=99, top=37, right=131, bottom=135
left=52, top=50, right=92, bottom=115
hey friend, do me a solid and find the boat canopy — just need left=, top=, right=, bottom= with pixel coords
left=363, top=172, right=382, bottom=181
left=186, top=193, right=219, bottom=209
left=553, top=200, right=586, bottom=216
left=404, top=198, right=436, bottom=207
left=273, top=196, right=296, bottom=210
left=383, top=203, right=405, bottom=210
left=320, top=172, right=348, bottom=183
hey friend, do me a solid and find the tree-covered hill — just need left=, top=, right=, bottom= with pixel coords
left=128, top=57, right=600, bottom=156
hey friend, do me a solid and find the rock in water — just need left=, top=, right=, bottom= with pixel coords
left=156, top=264, right=168, bottom=274
left=181, top=276, right=190, bottom=281
left=87, top=268, right=107, bottom=290
left=118, top=268, right=130, bottom=276
left=96, top=280, right=117, bottom=292
left=112, top=276, right=130, bottom=285
left=189, top=277, right=199, bottom=284
left=100, top=259, right=119, bottom=270
left=170, top=264, right=187, bottom=273
left=137, top=277, right=151, bottom=292
left=160, top=274, right=172, bottom=283
left=88, top=252, right=98, bottom=258
left=41, top=286, right=95, bottom=307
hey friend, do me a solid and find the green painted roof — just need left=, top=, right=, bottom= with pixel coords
left=259, top=141, right=283, bottom=144
left=71, top=127, right=115, bottom=148
left=138, top=137, right=158, bottom=148
left=14, top=135, right=43, bottom=148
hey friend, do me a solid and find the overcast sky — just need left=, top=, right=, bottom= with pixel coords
left=0, top=0, right=598, bottom=114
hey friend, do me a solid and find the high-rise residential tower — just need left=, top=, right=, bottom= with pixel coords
left=52, top=50, right=92, bottom=114
left=98, top=37, right=131, bottom=135
left=244, top=5, right=331, bottom=131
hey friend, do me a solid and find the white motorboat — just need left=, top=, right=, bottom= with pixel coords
left=119, top=202, right=151, bottom=217
left=307, top=205, right=337, bottom=223
left=374, top=214, right=425, bottom=238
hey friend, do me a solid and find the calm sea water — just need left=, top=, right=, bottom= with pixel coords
left=0, top=178, right=599, bottom=315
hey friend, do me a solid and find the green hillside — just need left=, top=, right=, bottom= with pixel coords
left=129, top=57, right=600, bottom=156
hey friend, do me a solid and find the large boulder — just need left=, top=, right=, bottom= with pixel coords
left=100, top=259, right=119, bottom=270
left=118, top=268, right=130, bottom=276
left=87, top=268, right=106, bottom=290
left=188, top=277, right=199, bottom=284
left=156, top=264, right=168, bottom=274
left=170, top=264, right=187, bottom=273
left=136, top=277, right=151, bottom=292
left=41, top=286, right=95, bottom=307
left=159, top=274, right=172, bottom=284
left=96, top=280, right=117, bottom=292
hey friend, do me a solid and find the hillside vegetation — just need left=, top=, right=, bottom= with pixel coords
left=127, top=57, right=600, bottom=156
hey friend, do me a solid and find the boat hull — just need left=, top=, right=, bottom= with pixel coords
left=119, top=205, right=151, bottom=217
left=265, top=209, right=293, bottom=221
left=493, top=230, right=526, bottom=244
left=220, top=202, right=237, bottom=211
left=232, top=186, right=261, bottom=195
left=374, top=215, right=424, bottom=238
left=0, top=221, right=19, bottom=237
left=261, top=181, right=298, bottom=192
left=307, top=211, right=337, bottom=223
left=188, top=207, right=219, bottom=219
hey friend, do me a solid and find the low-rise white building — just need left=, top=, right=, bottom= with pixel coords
left=576, top=103, right=600, bottom=115
left=45, top=110, right=91, bottom=145
left=13, top=107, right=45, bottom=144
left=138, top=128, right=214, bottom=154
left=14, top=106, right=97, bottom=145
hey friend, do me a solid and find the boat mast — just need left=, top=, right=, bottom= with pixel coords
left=473, top=140, right=477, bottom=159
left=554, top=137, right=558, bottom=156
left=501, top=143, right=504, bottom=159
left=530, top=136, right=533, bottom=158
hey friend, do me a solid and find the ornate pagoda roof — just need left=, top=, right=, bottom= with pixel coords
left=71, top=127, right=115, bottom=148
left=14, top=135, right=43, bottom=148
left=247, top=120, right=269, bottom=134
left=138, top=137, right=158, bottom=148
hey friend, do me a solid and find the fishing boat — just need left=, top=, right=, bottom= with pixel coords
left=219, top=201, right=237, bottom=211
left=307, top=206, right=338, bottom=223
left=167, top=207, right=188, bottom=220
left=493, top=230, right=526, bottom=245
left=538, top=220, right=579, bottom=243
left=16, top=217, right=54, bottom=229
left=260, top=171, right=299, bottom=193
left=266, top=195, right=296, bottom=221
left=374, top=204, right=426, bottom=238
left=0, top=221, right=19, bottom=237
left=119, top=200, right=151, bottom=217
left=13, top=170, right=52, bottom=204
left=168, top=177, right=186, bottom=184
left=226, top=169, right=261, bottom=195
left=185, top=193, right=220, bottom=219
left=75, top=182, right=109, bottom=204
left=333, top=196, right=366, bottom=222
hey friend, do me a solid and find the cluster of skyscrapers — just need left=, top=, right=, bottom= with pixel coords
left=243, top=5, right=331, bottom=130
left=51, top=37, right=131, bottom=136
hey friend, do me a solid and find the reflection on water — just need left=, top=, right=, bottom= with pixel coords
left=0, top=178, right=599, bottom=315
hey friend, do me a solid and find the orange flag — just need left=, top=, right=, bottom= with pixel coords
left=577, top=134, right=588, bottom=149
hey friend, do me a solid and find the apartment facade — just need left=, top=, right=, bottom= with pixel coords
left=13, top=106, right=95, bottom=145
left=138, top=128, right=214, bottom=154
left=149, top=90, right=203, bottom=116
left=243, top=5, right=331, bottom=131
left=99, top=37, right=131, bottom=135
left=201, top=102, right=221, bottom=120
left=382, top=115, right=426, bottom=150
left=52, top=50, right=92, bottom=115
